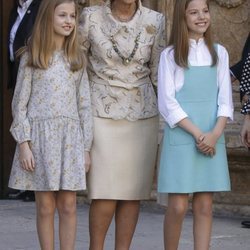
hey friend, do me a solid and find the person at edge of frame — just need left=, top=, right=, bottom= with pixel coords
left=231, top=33, right=250, bottom=229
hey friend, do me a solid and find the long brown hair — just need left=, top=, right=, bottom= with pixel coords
left=169, top=0, right=217, bottom=68
left=25, top=0, right=85, bottom=71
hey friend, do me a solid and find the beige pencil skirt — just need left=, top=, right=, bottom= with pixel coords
left=87, top=116, right=159, bottom=200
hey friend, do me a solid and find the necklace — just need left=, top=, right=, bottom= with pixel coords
left=110, top=32, right=141, bottom=66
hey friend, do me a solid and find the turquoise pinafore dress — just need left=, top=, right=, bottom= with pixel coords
left=158, top=58, right=231, bottom=193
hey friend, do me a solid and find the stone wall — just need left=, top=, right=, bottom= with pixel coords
left=77, top=0, right=250, bottom=215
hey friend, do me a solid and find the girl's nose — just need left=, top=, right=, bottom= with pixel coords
left=198, top=11, right=205, bottom=19
left=65, top=15, right=71, bottom=23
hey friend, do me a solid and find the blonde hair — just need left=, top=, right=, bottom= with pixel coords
left=25, top=0, right=85, bottom=71
left=169, top=0, right=217, bottom=68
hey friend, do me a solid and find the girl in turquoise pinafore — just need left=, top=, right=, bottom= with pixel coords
left=157, top=0, right=233, bottom=249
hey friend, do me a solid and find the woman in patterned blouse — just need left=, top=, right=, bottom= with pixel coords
left=79, top=0, right=165, bottom=249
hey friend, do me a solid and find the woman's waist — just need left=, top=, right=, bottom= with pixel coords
left=89, top=74, right=151, bottom=89
left=92, top=110, right=159, bottom=122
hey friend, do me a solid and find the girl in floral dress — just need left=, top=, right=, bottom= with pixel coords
left=8, top=0, right=93, bottom=249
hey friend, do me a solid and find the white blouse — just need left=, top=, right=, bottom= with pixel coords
left=158, top=39, right=234, bottom=128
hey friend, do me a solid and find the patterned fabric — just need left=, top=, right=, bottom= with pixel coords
left=79, top=0, right=165, bottom=121
left=8, top=51, right=93, bottom=191
left=240, top=52, right=250, bottom=114
left=10, top=51, right=93, bottom=150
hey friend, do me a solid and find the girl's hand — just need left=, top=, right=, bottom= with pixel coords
left=19, top=142, right=35, bottom=171
left=197, top=132, right=217, bottom=157
left=197, top=143, right=215, bottom=157
left=84, top=151, right=91, bottom=173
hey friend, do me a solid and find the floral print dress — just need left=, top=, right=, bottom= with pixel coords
left=8, top=51, right=93, bottom=191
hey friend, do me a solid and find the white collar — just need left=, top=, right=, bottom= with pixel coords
left=189, top=38, right=205, bottom=47
left=19, top=0, right=33, bottom=9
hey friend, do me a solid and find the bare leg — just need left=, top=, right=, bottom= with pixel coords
left=114, top=200, right=140, bottom=250
left=89, top=199, right=117, bottom=250
left=56, top=191, right=77, bottom=250
left=164, top=194, right=189, bottom=250
left=35, top=191, right=56, bottom=250
left=193, top=192, right=213, bottom=250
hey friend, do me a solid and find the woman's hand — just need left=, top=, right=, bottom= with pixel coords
left=84, top=151, right=91, bottom=173
left=19, top=142, right=35, bottom=171
left=240, top=114, right=250, bottom=148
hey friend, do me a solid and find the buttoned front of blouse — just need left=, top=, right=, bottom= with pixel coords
left=79, top=0, right=165, bottom=121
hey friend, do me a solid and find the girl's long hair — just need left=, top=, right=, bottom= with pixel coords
left=169, top=0, right=217, bottom=68
left=25, top=0, right=85, bottom=71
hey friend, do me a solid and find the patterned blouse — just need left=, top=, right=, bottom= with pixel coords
left=10, top=51, right=93, bottom=151
left=240, top=52, right=250, bottom=114
left=79, top=0, right=165, bottom=121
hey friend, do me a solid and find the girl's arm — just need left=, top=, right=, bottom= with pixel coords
left=198, top=45, right=234, bottom=155
left=158, top=49, right=188, bottom=128
left=10, top=52, right=35, bottom=171
left=197, top=117, right=227, bottom=156
left=177, top=118, right=214, bottom=156
left=217, top=45, right=234, bottom=121
left=77, top=69, right=93, bottom=172
left=177, top=118, right=204, bottom=142
left=158, top=48, right=206, bottom=140
left=10, top=52, right=32, bottom=143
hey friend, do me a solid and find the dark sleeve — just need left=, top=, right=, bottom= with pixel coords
left=240, top=53, right=250, bottom=114
left=7, top=0, right=42, bottom=89
left=230, top=61, right=244, bottom=80
left=230, top=33, right=250, bottom=81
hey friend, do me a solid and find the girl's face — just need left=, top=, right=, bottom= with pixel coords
left=185, top=0, right=210, bottom=41
left=53, top=2, right=76, bottom=43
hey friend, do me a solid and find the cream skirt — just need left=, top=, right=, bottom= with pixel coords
left=88, top=116, right=159, bottom=200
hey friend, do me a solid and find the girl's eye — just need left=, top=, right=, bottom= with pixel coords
left=190, top=11, right=197, bottom=15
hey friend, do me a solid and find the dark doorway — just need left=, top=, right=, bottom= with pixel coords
left=0, top=0, right=15, bottom=198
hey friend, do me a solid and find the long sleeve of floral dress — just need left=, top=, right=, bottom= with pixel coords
left=77, top=68, right=93, bottom=151
left=10, top=52, right=32, bottom=144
